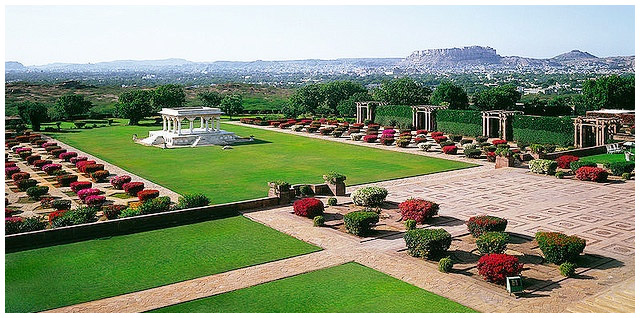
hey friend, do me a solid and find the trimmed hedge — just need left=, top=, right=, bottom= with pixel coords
left=435, top=109, right=482, bottom=136
left=529, top=159, right=558, bottom=175
left=476, top=231, right=510, bottom=254
left=374, top=105, right=413, bottom=129
left=512, top=115, right=574, bottom=146
left=467, top=215, right=507, bottom=237
left=404, top=228, right=452, bottom=259
left=535, top=232, right=586, bottom=264
left=343, top=211, right=379, bottom=236
left=605, top=161, right=635, bottom=176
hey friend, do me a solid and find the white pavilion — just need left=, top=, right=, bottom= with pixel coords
left=137, top=107, right=243, bottom=148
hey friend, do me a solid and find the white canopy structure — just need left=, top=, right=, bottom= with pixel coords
left=137, top=107, right=243, bottom=148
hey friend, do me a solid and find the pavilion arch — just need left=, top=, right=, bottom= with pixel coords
left=355, top=101, right=386, bottom=123
left=411, top=105, right=448, bottom=131
left=481, top=110, right=523, bottom=140
left=573, top=116, right=620, bottom=148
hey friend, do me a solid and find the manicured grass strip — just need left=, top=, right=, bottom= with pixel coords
left=5, top=216, right=321, bottom=313
left=47, top=119, right=475, bottom=204
left=581, top=148, right=634, bottom=165
left=150, top=262, right=476, bottom=313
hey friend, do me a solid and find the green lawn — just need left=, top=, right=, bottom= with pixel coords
left=5, top=216, right=321, bottom=313
left=47, top=119, right=475, bottom=204
left=151, top=262, right=476, bottom=313
left=581, top=148, right=635, bottom=165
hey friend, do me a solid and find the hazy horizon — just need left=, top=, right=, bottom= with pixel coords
left=6, top=5, right=635, bottom=66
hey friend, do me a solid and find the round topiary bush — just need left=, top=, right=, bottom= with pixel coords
left=293, top=197, right=324, bottom=218
left=26, top=186, right=49, bottom=199
left=559, top=262, right=577, bottom=277
left=350, top=186, right=388, bottom=208
left=442, top=145, right=458, bottom=155
left=343, top=210, right=379, bottom=236
left=122, top=182, right=145, bottom=196
left=405, top=219, right=417, bottom=230
left=403, top=228, right=452, bottom=259
left=477, top=253, right=523, bottom=284
left=327, top=197, right=338, bottom=206
left=535, top=232, right=586, bottom=264
left=15, top=178, right=38, bottom=191
left=91, top=170, right=110, bottom=182
left=110, top=175, right=132, bottom=190
left=299, top=185, right=314, bottom=196
left=466, top=215, right=508, bottom=237
left=575, top=166, right=608, bottom=182
left=398, top=198, right=439, bottom=224
left=476, top=231, right=510, bottom=254
left=438, top=256, right=454, bottom=273
left=137, top=189, right=160, bottom=202
left=313, top=215, right=325, bottom=227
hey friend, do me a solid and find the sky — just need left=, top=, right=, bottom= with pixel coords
left=4, top=5, right=635, bottom=66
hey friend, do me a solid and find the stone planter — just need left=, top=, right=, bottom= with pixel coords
left=267, top=182, right=290, bottom=196
left=495, top=156, right=515, bottom=169
left=323, top=176, right=346, bottom=196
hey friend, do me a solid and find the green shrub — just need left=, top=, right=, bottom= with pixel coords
left=605, top=161, right=635, bottom=176
left=404, top=228, right=452, bottom=259
left=26, top=186, right=49, bottom=199
left=16, top=178, right=38, bottom=191
left=374, top=105, right=413, bottom=129
left=300, top=185, right=314, bottom=196
left=343, top=211, right=379, bottom=236
left=405, top=219, right=417, bottom=230
left=52, top=207, right=98, bottom=228
left=476, top=231, right=510, bottom=254
left=323, top=171, right=347, bottom=184
left=621, top=172, right=631, bottom=180
left=466, top=215, right=508, bottom=237
left=6, top=216, right=46, bottom=235
left=438, top=256, right=454, bottom=273
left=559, top=262, right=577, bottom=277
left=313, top=215, right=325, bottom=227
left=529, top=159, right=558, bottom=175
left=177, top=193, right=210, bottom=209
left=139, top=196, right=172, bottom=215
left=512, top=115, right=573, bottom=146
left=327, top=197, right=338, bottom=206
left=535, top=232, right=586, bottom=264
left=463, top=147, right=482, bottom=158
left=350, top=186, right=388, bottom=208
left=476, top=136, right=488, bottom=143
left=569, top=160, right=597, bottom=173
left=119, top=207, right=143, bottom=218
left=555, top=171, right=565, bottom=179
left=435, top=110, right=482, bottom=136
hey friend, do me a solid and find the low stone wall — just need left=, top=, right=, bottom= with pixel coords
left=6, top=196, right=282, bottom=253
left=542, top=144, right=610, bottom=160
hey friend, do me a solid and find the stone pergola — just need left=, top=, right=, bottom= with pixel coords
left=573, top=116, right=620, bottom=148
left=481, top=110, right=523, bottom=140
left=356, top=101, right=385, bottom=123
left=159, top=107, right=222, bottom=134
left=411, top=105, right=447, bottom=131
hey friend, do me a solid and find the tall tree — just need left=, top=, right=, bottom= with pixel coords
left=17, top=101, right=49, bottom=131
left=579, top=75, right=635, bottom=113
left=430, top=81, right=469, bottom=109
left=198, top=91, right=223, bottom=107
left=473, top=85, right=521, bottom=110
left=320, top=81, right=367, bottom=114
left=115, top=89, right=153, bottom=125
left=151, top=84, right=185, bottom=110
left=52, top=94, right=93, bottom=120
left=373, top=77, right=431, bottom=105
left=220, top=94, right=244, bottom=119
left=336, top=91, right=372, bottom=117
left=288, top=84, right=324, bottom=115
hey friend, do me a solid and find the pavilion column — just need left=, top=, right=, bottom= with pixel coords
left=189, top=118, right=194, bottom=134
left=205, top=118, right=210, bottom=132
left=167, top=117, right=172, bottom=132
left=162, top=116, right=166, bottom=131
left=200, top=117, right=204, bottom=129
left=216, top=118, right=221, bottom=131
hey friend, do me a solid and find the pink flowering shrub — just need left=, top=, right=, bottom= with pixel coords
left=84, top=195, right=106, bottom=206
left=5, top=166, right=20, bottom=178
left=70, top=156, right=88, bottom=164
left=42, top=163, right=62, bottom=175
left=110, top=175, right=132, bottom=189
left=59, top=152, right=78, bottom=161
left=78, top=188, right=101, bottom=201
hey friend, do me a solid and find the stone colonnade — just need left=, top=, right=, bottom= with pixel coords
left=481, top=110, right=523, bottom=140
left=573, top=117, right=620, bottom=148
left=411, top=105, right=447, bottom=131
left=161, top=115, right=221, bottom=134
left=355, top=101, right=385, bottom=123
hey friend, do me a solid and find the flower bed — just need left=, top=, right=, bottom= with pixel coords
left=292, top=197, right=324, bottom=218
left=76, top=160, right=96, bottom=170
left=5, top=162, right=16, bottom=168
left=26, top=155, right=41, bottom=165
left=41, top=142, right=57, bottom=148
left=104, top=204, right=127, bottom=220
left=15, top=178, right=38, bottom=191
left=398, top=198, right=439, bottom=223
left=42, top=163, right=62, bottom=175
left=70, top=157, right=88, bottom=164
left=575, top=166, right=608, bottom=182
left=492, top=139, right=508, bottom=146
left=50, top=149, right=67, bottom=158
left=535, top=232, right=586, bottom=264
left=431, top=132, right=444, bottom=138
left=70, top=181, right=92, bottom=193
left=90, top=170, right=110, bottom=182
left=477, top=254, right=523, bottom=284
left=82, top=164, right=104, bottom=174
left=33, top=160, right=52, bottom=169
left=466, top=215, right=507, bottom=237
left=137, top=189, right=160, bottom=202
left=110, top=175, right=132, bottom=189
left=6, top=166, right=20, bottom=178
left=56, top=174, right=79, bottom=187
left=122, top=182, right=145, bottom=196
left=363, top=135, right=378, bottom=143
left=78, top=188, right=101, bottom=201
left=59, top=152, right=78, bottom=161
left=11, top=172, right=30, bottom=182
left=433, top=136, right=448, bottom=144
left=556, top=155, right=579, bottom=169
left=84, top=195, right=106, bottom=207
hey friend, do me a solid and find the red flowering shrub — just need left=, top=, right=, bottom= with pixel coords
left=11, top=172, right=30, bottom=182
left=122, top=182, right=145, bottom=196
left=70, top=181, right=92, bottom=193
left=442, top=145, right=458, bottom=155
left=16, top=135, right=30, bottom=142
left=416, top=129, right=429, bottom=135
left=138, top=189, right=160, bottom=202
left=5, top=162, right=16, bottom=168
left=78, top=188, right=101, bottom=201
left=34, top=139, right=47, bottom=146
left=45, top=146, right=61, bottom=153
left=82, top=164, right=104, bottom=174
left=42, top=163, right=62, bottom=175
left=575, top=166, right=608, bottom=182
left=477, top=254, right=523, bottom=284
left=486, top=152, right=496, bottom=162
left=33, top=160, right=52, bottom=168
left=84, top=195, right=106, bottom=206
left=104, top=205, right=127, bottom=220
left=466, top=215, right=508, bottom=237
left=57, top=174, right=78, bottom=187
left=5, top=166, right=20, bottom=178
left=76, top=160, right=95, bottom=170
left=26, top=155, right=41, bottom=165
left=48, top=210, right=67, bottom=224
left=433, top=136, right=448, bottom=144
left=492, top=139, right=508, bottom=146
left=70, top=156, right=88, bottom=164
left=415, top=137, right=427, bottom=144
left=431, top=132, right=444, bottom=138
left=555, top=155, right=580, bottom=169
left=363, top=135, right=378, bottom=143
left=398, top=198, right=439, bottom=223
left=18, top=151, right=33, bottom=160
left=90, top=170, right=110, bottom=182
left=59, top=152, right=78, bottom=161
left=110, top=175, right=132, bottom=189
left=293, top=197, right=324, bottom=218
left=50, top=149, right=67, bottom=158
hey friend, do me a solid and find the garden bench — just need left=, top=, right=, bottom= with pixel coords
left=606, top=143, right=623, bottom=154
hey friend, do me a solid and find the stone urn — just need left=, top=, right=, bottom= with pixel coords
left=495, top=156, right=515, bottom=169
left=323, top=175, right=346, bottom=196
